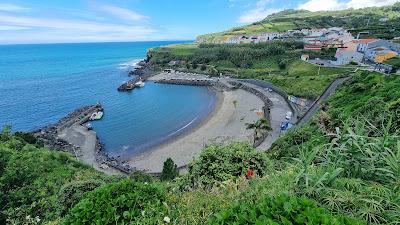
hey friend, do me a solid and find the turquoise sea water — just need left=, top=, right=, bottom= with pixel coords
left=0, top=42, right=216, bottom=157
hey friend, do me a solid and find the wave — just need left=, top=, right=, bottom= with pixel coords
left=118, top=59, right=142, bottom=70
left=167, top=116, right=199, bottom=137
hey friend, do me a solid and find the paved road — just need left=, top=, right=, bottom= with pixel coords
left=298, top=77, right=349, bottom=124
left=233, top=80, right=294, bottom=150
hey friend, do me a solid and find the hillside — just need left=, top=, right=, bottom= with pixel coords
left=197, top=3, right=400, bottom=43
left=1, top=71, right=399, bottom=224
left=148, top=41, right=351, bottom=99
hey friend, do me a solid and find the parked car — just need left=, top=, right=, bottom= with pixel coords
left=285, top=111, right=293, bottom=120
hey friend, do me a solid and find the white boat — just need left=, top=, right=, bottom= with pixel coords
left=85, top=123, right=93, bottom=130
left=135, top=80, right=145, bottom=88
left=89, top=111, right=104, bottom=121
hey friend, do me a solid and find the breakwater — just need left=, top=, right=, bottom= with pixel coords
left=33, top=104, right=134, bottom=174
left=118, top=60, right=154, bottom=92
left=155, top=78, right=232, bottom=91
left=33, top=104, right=103, bottom=154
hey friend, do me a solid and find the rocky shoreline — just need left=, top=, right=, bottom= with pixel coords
left=117, top=59, right=154, bottom=92
left=33, top=104, right=134, bottom=174
left=33, top=104, right=102, bottom=155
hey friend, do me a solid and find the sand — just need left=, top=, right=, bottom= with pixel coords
left=128, top=89, right=265, bottom=173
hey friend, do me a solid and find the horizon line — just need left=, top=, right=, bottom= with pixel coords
left=0, top=39, right=195, bottom=46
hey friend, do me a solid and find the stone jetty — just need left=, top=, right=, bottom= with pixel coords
left=118, top=60, right=154, bottom=92
left=33, top=104, right=103, bottom=154
left=151, top=72, right=233, bottom=91
left=33, top=104, right=134, bottom=174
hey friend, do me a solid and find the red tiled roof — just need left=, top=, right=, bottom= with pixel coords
left=352, top=39, right=378, bottom=44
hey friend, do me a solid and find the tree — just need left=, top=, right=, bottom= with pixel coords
left=161, top=158, right=179, bottom=181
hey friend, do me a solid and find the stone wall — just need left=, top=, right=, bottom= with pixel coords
left=155, top=79, right=232, bottom=91
left=227, top=81, right=273, bottom=148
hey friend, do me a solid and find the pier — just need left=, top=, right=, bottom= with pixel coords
left=33, top=104, right=132, bottom=174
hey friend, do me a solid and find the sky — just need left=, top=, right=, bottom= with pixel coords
left=0, top=0, right=398, bottom=44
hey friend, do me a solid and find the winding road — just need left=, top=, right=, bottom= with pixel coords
left=297, top=77, right=349, bottom=124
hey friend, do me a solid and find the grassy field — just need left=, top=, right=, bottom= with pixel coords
left=150, top=43, right=350, bottom=99
left=197, top=3, right=400, bottom=42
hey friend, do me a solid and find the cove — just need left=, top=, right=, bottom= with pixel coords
left=0, top=41, right=215, bottom=157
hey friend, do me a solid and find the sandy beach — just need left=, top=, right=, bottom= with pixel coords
left=128, top=88, right=265, bottom=173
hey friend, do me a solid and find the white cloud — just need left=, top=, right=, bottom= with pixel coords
left=0, top=14, right=154, bottom=33
left=299, top=0, right=399, bottom=12
left=238, top=8, right=281, bottom=23
left=0, top=14, right=157, bottom=44
left=237, top=0, right=281, bottom=23
left=0, top=3, right=28, bottom=12
left=97, top=5, right=148, bottom=22
left=298, top=0, right=344, bottom=11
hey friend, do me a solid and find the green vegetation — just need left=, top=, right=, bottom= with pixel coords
left=0, top=128, right=121, bottom=224
left=0, top=70, right=399, bottom=224
left=198, top=3, right=400, bottom=42
left=210, top=194, right=364, bottom=224
left=384, top=57, right=400, bottom=67
left=64, top=179, right=168, bottom=224
left=150, top=42, right=350, bottom=99
left=161, top=158, right=179, bottom=181
left=180, top=143, right=269, bottom=188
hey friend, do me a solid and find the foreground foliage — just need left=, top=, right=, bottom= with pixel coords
left=210, top=194, right=364, bottom=225
left=64, top=179, right=168, bottom=224
left=181, top=143, right=269, bottom=188
left=0, top=71, right=399, bottom=224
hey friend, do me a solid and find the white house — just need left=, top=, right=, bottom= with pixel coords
left=332, top=41, right=363, bottom=65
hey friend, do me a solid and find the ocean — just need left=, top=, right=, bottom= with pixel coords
left=0, top=41, right=216, bottom=157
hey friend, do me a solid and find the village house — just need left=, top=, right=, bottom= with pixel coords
left=301, top=54, right=310, bottom=61
left=366, top=39, right=400, bottom=53
left=304, top=44, right=323, bottom=51
left=365, top=47, right=398, bottom=63
left=355, top=39, right=379, bottom=52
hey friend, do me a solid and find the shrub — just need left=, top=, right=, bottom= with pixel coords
left=183, top=143, right=269, bottom=188
left=57, top=179, right=105, bottom=216
left=64, top=179, right=168, bottom=224
left=161, top=158, right=179, bottom=181
left=210, top=194, right=364, bottom=224
left=130, top=170, right=155, bottom=183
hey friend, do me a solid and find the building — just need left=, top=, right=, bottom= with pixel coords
left=304, top=44, right=323, bottom=51
left=333, top=48, right=363, bottom=65
left=332, top=41, right=363, bottom=65
left=354, top=39, right=379, bottom=52
left=366, top=39, right=400, bottom=53
left=366, top=47, right=398, bottom=63
left=301, top=54, right=310, bottom=61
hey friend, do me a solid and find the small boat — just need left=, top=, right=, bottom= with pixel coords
left=135, top=80, right=145, bottom=88
left=85, top=123, right=93, bottom=130
left=89, top=111, right=104, bottom=121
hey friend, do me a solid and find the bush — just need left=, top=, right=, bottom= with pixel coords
left=161, top=158, right=179, bottom=181
left=64, top=179, right=168, bottom=224
left=130, top=170, right=155, bottom=183
left=210, top=194, right=364, bottom=224
left=183, top=143, right=269, bottom=188
left=57, top=179, right=105, bottom=216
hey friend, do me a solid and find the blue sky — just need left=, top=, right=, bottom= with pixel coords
left=0, top=0, right=398, bottom=44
